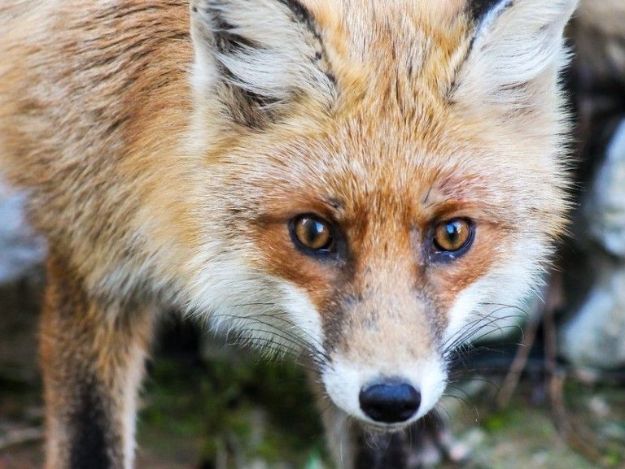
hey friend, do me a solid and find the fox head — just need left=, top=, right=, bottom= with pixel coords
left=161, top=0, right=577, bottom=428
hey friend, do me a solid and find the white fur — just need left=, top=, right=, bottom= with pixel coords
left=280, top=283, right=324, bottom=353
left=322, top=355, right=447, bottom=428
left=122, top=337, right=151, bottom=469
left=607, top=120, right=625, bottom=163
left=189, top=3, right=220, bottom=99
left=455, top=0, right=579, bottom=106
left=168, top=244, right=323, bottom=359
left=445, top=237, right=550, bottom=349
left=445, top=281, right=484, bottom=346
left=192, top=259, right=301, bottom=353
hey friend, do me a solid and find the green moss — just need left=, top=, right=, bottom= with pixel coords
left=138, top=341, right=625, bottom=468
left=139, top=347, right=327, bottom=467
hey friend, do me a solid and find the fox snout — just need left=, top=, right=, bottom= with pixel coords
left=322, top=292, right=447, bottom=429
left=321, top=350, right=447, bottom=429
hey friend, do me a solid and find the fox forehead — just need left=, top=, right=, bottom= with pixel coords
left=218, top=105, right=554, bottom=232
left=307, top=0, right=470, bottom=60
left=302, top=0, right=475, bottom=129
left=208, top=0, right=558, bottom=220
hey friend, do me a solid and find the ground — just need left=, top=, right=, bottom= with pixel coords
left=1, top=321, right=624, bottom=468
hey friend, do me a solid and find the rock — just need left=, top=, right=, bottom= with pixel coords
left=562, top=118, right=625, bottom=371
left=584, top=119, right=625, bottom=258
left=0, top=180, right=46, bottom=283
left=0, top=178, right=46, bottom=382
left=560, top=262, right=625, bottom=369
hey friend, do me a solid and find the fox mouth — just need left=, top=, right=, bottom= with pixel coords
left=358, top=418, right=420, bottom=433
left=342, top=404, right=426, bottom=433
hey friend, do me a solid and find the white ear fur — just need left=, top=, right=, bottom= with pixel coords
left=454, top=0, right=579, bottom=107
left=190, top=0, right=335, bottom=109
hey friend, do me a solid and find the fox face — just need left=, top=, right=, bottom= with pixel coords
left=149, top=0, right=578, bottom=429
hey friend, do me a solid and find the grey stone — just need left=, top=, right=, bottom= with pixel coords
left=0, top=178, right=46, bottom=381
left=564, top=118, right=625, bottom=370
left=560, top=263, right=625, bottom=370
left=584, top=120, right=625, bottom=258
left=0, top=179, right=46, bottom=283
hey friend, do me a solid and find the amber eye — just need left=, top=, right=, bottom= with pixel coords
left=290, top=215, right=335, bottom=253
left=432, top=218, right=474, bottom=255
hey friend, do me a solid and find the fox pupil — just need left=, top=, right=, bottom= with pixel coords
left=433, top=219, right=473, bottom=254
left=446, top=223, right=460, bottom=243
left=292, top=215, right=333, bottom=251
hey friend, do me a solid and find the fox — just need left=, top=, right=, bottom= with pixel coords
left=0, top=0, right=580, bottom=467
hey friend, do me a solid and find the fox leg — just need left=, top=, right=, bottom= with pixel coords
left=40, top=256, right=154, bottom=469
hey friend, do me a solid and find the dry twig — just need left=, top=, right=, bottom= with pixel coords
left=0, top=427, right=43, bottom=451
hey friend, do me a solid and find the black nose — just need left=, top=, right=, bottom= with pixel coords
left=359, top=381, right=421, bottom=423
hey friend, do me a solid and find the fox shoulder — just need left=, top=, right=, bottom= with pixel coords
left=0, top=1, right=194, bottom=295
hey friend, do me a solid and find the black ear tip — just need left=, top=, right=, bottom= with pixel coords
left=470, top=0, right=512, bottom=23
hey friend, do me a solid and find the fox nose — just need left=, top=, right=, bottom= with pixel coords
left=359, top=380, right=421, bottom=423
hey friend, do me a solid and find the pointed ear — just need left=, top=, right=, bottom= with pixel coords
left=190, top=0, right=336, bottom=127
left=452, top=0, right=578, bottom=109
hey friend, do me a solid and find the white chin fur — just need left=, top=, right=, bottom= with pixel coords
left=321, top=355, right=447, bottom=428
left=444, top=238, right=549, bottom=347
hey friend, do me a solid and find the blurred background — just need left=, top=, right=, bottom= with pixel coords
left=1, top=6, right=625, bottom=469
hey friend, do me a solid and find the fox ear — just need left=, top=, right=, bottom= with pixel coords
left=190, top=0, right=335, bottom=127
left=453, top=0, right=578, bottom=108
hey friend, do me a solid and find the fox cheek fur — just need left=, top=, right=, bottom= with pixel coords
left=0, top=0, right=578, bottom=467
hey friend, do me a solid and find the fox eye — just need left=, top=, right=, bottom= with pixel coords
left=290, top=215, right=335, bottom=254
left=431, top=218, right=474, bottom=260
